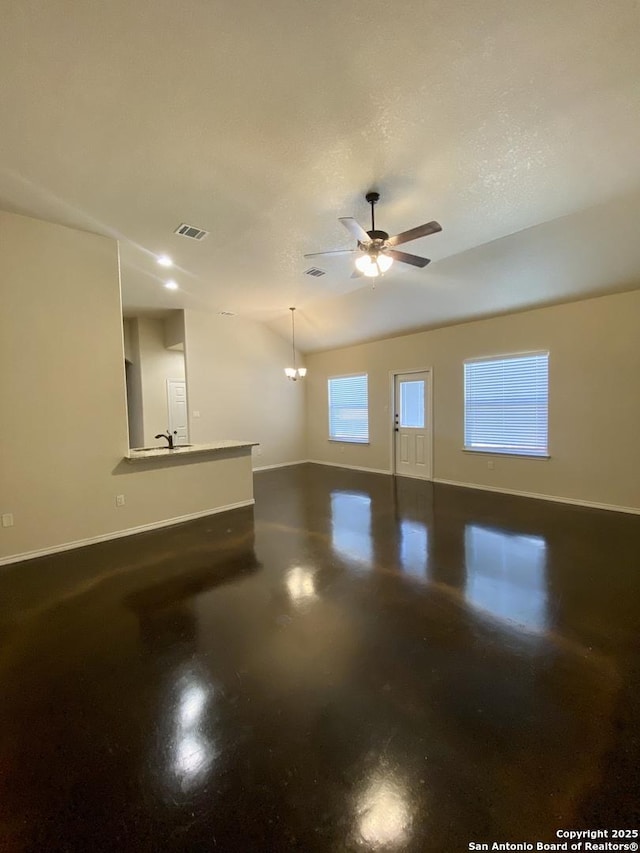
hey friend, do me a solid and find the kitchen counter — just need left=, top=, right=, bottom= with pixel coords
left=125, top=440, right=258, bottom=464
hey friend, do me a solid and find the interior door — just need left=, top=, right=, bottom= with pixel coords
left=167, top=379, right=189, bottom=445
left=394, top=371, right=431, bottom=479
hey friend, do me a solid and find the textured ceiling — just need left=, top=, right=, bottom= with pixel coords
left=1, top=0, right=640, bottom=351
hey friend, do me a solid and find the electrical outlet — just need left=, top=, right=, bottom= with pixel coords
left=255, top=446, right=262, bottom=456
left=487, top=460, right=494, bottom=470
left=115, top=495, right=126, bottom=507
left=2, top=513, right=14, bottom=528
left=192, top=410, right=201, bottom=418
left=339, top=445, right=345, bottom=453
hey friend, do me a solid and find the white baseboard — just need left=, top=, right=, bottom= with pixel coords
left=253, top=460, right=308, bottom=472
left=307, top=460, right=393, bottom=476
left=0, top=499, right=255, bottom=568
left=394, top=472, right=433, bottom=481
left=432, top=478, right=640, bottom=516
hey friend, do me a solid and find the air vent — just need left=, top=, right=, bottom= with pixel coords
left=174, top=223, right=209, bottom=240
left=304, top=267, right=326, bottom=277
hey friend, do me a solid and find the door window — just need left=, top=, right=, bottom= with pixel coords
left=399, top=380, right=425, bottom=428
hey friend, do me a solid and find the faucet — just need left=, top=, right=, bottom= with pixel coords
left=155, top=430, right=177, bottom=449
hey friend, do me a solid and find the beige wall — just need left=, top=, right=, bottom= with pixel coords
left=306, top=290, right=640, bottom=511
left=123, top=318, right=144, bottom=448
left=122, top=318, right=135, bottom=362
left=0, top=212, right=253, bottom=563
left=163, top=309, right=185, bottom=350
left=184, top=310, right=306, bottom=469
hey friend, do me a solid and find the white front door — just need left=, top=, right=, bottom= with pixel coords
left=167, top=379, right=189, bottom=445
left=394, top=371, right=431, bottom=479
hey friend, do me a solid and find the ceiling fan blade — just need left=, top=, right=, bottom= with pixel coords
left=386, top=221, right=442, bottom=247
left=303, top=249, right=357, bottom=258
left=387, top=249, right=431, bottom=268
left=339, top=217, right=371, bottom=244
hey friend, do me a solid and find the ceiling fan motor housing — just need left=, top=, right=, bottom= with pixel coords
left=365, top=229, right=389, bottom=242
left=360, top=230, right=390, bottom=254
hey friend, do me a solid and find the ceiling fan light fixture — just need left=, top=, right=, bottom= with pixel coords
left=356, top=252, right=393, bottom=277
left=363, top=262, right=380, bottom=278
left=377, top=254, right=393, bottom=273
left=355, top=254, right=376, bottom=275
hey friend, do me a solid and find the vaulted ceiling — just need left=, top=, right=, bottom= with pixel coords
left=2, top=0, right=640, bottom=351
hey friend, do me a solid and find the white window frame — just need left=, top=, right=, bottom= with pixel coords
left=327, top=373, right=369, bottom=444
left=463, top=351, right=550, bottom=458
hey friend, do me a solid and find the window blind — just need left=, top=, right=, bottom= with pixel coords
left=464, top=353, right=549, bottom=456
left=328, top=374, right=369, bottom=443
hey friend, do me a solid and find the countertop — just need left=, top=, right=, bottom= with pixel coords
left=124, top=440, right=258, bottom=464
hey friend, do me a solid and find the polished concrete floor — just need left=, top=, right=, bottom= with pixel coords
left=1, top=464, right=639, bottom=851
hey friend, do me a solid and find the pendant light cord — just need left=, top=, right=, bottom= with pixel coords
left=290, top=307, right=296, bottom=370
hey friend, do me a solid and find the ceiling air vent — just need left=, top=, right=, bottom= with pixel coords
left=304, top=266, right=326, bottom=277
left=174, top=223, right=209, bottom=240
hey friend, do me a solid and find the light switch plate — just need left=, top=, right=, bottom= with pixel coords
left=2, top=513, right=14, bottom=528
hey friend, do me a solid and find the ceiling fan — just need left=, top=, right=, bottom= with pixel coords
left=304, top=191, right=442, bottom=278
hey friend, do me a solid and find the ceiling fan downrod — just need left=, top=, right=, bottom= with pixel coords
left=363, top=191, right=389, bottom=243
left=366, top=191, right=379, bottom=233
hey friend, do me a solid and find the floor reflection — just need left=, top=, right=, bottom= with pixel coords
left=464, top=524, right=548, bottom=632
left=170, top=666, right=217, bottom=792
left=179, top=679, right=208, bottom=727
left=399, top=519, right=429, bottom=581
left=355, top=767, right=412, bottom=849
left=285, top=565, right=318, bottom=607
left=124, top=550, right=259, bottom=798
left=331, top=491, right=373, bottom=566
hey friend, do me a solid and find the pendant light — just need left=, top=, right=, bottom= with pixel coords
left=284, top=307, right=306, bottom=381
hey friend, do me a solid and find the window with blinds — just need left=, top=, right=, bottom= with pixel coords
left=328, top=374, right=369, bottom=443
left=464, top=352, right=549, bottom=457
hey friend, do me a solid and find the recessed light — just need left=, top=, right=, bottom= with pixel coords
left=157, top=255, right=173, bottom=267
left=165, top=280, right=178, bottom=290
